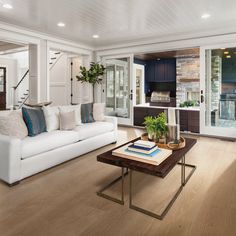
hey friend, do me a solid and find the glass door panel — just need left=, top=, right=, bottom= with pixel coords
left=103, top=56, right=133, bottom=125
left=201, top=47, right=236, bottom=138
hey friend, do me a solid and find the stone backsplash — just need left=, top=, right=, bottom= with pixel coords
left=176, top=57, right=200, bottom=106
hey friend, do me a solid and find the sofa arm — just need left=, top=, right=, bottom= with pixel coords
left=0, top=134, right=21, bottom=184
left=104, top=116, right=118, bottom=130
left=104, top=116, right=118, bottom=142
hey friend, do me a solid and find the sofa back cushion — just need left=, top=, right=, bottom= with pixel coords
left=59, top=104, right=81, bottom=125
left=59, top=111, right=76, bottom=130
left=22, top=107, right=46, bottom=137
left=0, top=111, right=28, bottom=139
left=93, top=103, right=105, bottom=121
left=81, top=103, right=95, bottom=123
left=42, top=106, right=60, bottom=132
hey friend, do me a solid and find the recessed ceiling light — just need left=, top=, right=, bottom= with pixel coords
left=92, top=34, right=99, bottom=39
left=201, top=13, right=211, bottom=19
left=220, top=48, right=226, bottom=50
left=226, top=55, right=231, bottom=58
left=224, top=51, right=229, bottom=55
left=57, top=22, right=65, bottom=27
left=3, top=3, right=13, bottom=9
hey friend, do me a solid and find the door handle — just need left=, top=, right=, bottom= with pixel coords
left=129, top=94, right=133, bottom=100
left=201, top=95, right=204, bottom=103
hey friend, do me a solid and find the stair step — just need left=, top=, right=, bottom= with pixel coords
left=23, top=93, right=28, bottom=96
left=51, top=57, right=56, bottom=60
left=49, top=62, right=53, bottom=65
left=18, top=101, right=23, bottom=103
left=54, top=52, right=61, bottom=55
left=21, top=97, right=25, bottom=99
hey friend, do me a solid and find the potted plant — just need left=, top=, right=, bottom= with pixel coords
left=143, top=116, right=156, bottom=140
left=76, top=62, right=106, bottom=102
left=143, top=113, right=168, bottom=143
left=154, top=112, right=168, bottom=143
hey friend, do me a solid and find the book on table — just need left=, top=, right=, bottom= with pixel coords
left=112, top=143, right=172, bottom=165
left=133, top=140, right=156, bottom=149
left=127, top=143, right=158, bottom=155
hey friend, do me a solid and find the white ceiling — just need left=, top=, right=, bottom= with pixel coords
left=0, top=0, right=236, bottom=48
left=0, top=41, right=24, bottom=52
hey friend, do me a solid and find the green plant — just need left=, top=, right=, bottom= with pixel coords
left=76, top=62, right=106, bottom=85
left=143, top=113, right=168, bottom=141
left=154, top=112, right=168, bottom=139
left=143, top=116, right=156, bottom=137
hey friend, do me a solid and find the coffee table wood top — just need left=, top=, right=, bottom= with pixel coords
left=97, top=137, right=197, bottom=178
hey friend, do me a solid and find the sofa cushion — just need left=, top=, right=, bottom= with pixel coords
left=0, top=111, right=28, bottom=139
left=59, top=105, right=81, bottom=125
left=22, top=107, right=46, bottom=137
left=74, top=122, right=114, bottom=141
left=43, top=106, right=60, bottom=132
left=22, top=130, right=79, bottom=159
left=81, top=103, right=95, bottom=123
left=59, top=111, right=76, bottom=130
left=93, top=103, right=105, bottom=121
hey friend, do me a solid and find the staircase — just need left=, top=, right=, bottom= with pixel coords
left=13, top=51, right=62, bottom=109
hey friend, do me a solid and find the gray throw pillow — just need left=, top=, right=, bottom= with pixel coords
left=81, top=103, right=95, bottom=123
left=60, top=111, right=76, bottom=130
left=22, top=107, right=46, bottom=137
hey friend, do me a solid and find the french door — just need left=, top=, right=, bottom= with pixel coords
left=0, top=67, right=6, bottom=110
left=102, top=55, right=134, bottom=125
left=200, top=46, right=236, bottom=138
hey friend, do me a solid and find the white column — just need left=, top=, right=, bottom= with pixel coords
left=28, top=44, right=39, bottom=103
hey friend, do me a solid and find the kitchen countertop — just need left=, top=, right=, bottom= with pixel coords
left=134, top=103, right=200, bottom=111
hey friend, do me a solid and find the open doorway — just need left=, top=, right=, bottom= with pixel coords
left=0, top=41, right=28, bottom=110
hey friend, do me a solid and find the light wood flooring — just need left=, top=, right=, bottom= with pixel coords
left=0, top=127, right=236, bottom=236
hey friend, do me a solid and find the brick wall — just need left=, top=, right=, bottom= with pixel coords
left=176, top=57, right=200, bottom=106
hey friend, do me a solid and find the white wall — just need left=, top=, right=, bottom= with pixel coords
left=71, top=56, right=93, bottom=104
left=50, top=54, right=70, bottom=106
left=0, top=57, right=17, bottom=108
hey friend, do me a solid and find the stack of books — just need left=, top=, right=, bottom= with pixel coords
left=112, top=140, right=173, bottom=165
left=127, top=140, right=157, bottom=155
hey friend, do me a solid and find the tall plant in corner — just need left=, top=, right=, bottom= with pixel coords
left=76, top=62, right=106, bottom=102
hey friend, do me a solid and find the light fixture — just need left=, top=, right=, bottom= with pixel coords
left=226, top=55, right=231, bottom=58
left=3, top=3, right=13, bottom=9
left=220, top=48, right=226, bottom=50
left=157, top=58, right=161, bottom=61
left=201, top=13, right=211, bottom=19
left=92, top=34, right=99, bottom=39
left=57, top=22, right=65, bottom=27
left=224, top=51, right=229, bottom=55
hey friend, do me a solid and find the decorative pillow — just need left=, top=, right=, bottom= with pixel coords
left=42, top=106, right=60, bottom=132
left=0, top=111, right=28, bottom=139
left=81, top=103, right=95, bottom=123
left=22, top=107, right=46, bottom=137
left=59, top=105, right=81, bottom=125
left=93, top=103, right=105, bottom=121
left=59, top=111, right=76, bottom=130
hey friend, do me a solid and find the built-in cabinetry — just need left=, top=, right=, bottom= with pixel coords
left=134, top=106, right=200, bottom=133
left=134, top=107, right=165, bottom=126
left=179, top=110, right=200, bottom=133
left=145, top=59, right=176, bottom=82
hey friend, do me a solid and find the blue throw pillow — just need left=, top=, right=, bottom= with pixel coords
left=81, top=103, right=95, bottom=123
left=22, top=107, right=46, bottom=137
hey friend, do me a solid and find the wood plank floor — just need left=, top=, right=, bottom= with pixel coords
left=0, top=127, right=236, bottom=236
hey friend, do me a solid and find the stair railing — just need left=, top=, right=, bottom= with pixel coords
left=12, top=69, right=29, bottom=109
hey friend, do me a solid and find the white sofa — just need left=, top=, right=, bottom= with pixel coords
left=0, top=111, right=117, bottom=186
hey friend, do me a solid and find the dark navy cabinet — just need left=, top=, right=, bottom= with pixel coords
left=145, top=59, right=176, bottom=82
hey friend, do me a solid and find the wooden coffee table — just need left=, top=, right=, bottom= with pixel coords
left=97, top=137, right=197, bottom=220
